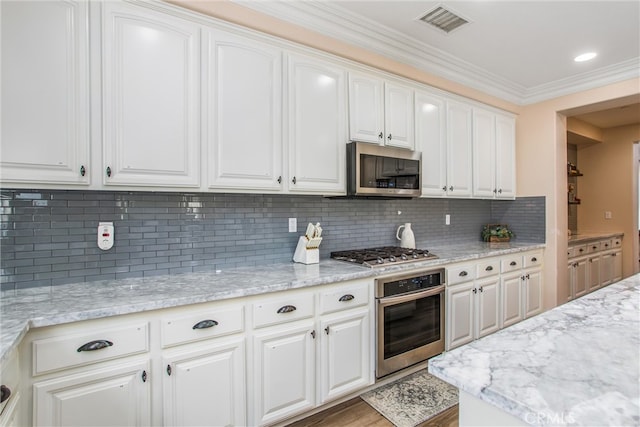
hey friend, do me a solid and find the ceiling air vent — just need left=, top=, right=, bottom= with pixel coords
left=418, top=5, right=469, bottom=34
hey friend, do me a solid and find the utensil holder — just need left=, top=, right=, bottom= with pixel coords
left=293, top=236, right=320, bottom=265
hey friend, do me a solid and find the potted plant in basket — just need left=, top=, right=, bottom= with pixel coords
left=482, top=224, right=515, bottom=242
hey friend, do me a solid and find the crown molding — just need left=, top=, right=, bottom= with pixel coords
left=235, top=0, right=639, bottom=106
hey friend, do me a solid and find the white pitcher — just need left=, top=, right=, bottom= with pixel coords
left=396, top=223, right=416, bottom=249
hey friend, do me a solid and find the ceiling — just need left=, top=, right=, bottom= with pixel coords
left=237, top=0, right=640, bottom=126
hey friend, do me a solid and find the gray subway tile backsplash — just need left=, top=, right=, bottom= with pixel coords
left=0, top=189, right=544, bottom=289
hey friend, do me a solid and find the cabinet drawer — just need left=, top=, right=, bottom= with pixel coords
left=500, top=255, right=521, bottom=272
left=571, top=244, right=587, bottom=258
left=447, top=264, right=476, bottom=285
left=600, top=239, right=613, bottom=251
left=253, top=292, right=314, bottom=328
left=523, top=251, right=543, bottom=268
left=319, top=280, right=370, bottom=315
left=476, top=259, right=499, bottom=278
left=612, top=237, right=622, bottom=248
left=32, top=323, right=149, bottom=375
left=586, top=242, right=601, bottom=253
left=162, top=304, right=244, bottom=348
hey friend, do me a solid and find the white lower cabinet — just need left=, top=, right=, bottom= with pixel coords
left=33, top=358, right=151, bottom=427
left=500, top=272, right=524, bottom=328
left=162, top=337, right=246, bottom=427
left=446, top=261, right=500, bottom=350
left=319, top=307, right=370, bottom=404
left=567, top=236, right=623, bottom=300
left=251, top=320, right=316, bottom=425
left=249, top=280, right=372, bottom=426
left=447, top=251, right=544, bottom=350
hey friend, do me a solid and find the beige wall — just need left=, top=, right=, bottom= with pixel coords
left=517, top=79, right=640, bottom=308
left=169, top=0, right=640, bottom=309
left=578, top=124, right=640, bottom=278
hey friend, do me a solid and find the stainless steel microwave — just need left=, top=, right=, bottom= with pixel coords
left=347, top=142, right=421, bottom=197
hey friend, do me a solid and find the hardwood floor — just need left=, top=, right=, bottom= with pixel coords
left=286, top=397, right=458, bottom=427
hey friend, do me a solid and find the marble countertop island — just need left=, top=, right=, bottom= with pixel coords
left=429, top=273, right=640, bottom=426
left=0, top=241, right=543, bottom=364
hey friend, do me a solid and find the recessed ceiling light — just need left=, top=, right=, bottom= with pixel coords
left=574, top=52, right=597, bottom=62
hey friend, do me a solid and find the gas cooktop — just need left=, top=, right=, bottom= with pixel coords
left=330, top=246, right=438, bottom=268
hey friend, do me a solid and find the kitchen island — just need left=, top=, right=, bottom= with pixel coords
left=429, top=273, right=640, bottom=426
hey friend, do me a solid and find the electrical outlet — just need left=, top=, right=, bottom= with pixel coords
left=288, top=218, right=297, bottom=232
left=605, top=211, right=612, bottom=219
left=445, top=214, right=450, bottom=225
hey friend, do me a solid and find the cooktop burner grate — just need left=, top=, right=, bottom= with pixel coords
left=330, top=246, right=437, bottom=267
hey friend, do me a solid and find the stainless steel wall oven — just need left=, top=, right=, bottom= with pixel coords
left=375, top=268, right=445, bottom=378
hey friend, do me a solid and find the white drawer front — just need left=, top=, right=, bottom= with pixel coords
left=162, top=304, right=244, bottom=348
left=253, top=292, right=314, bottom=328
left=567, top=247, right=575, bottom=258
left=500, top=255, right=521, bottom=273
left=572, top=244, right=587, bottom=257
left=476, top=259, right=499, bottom=278
left=32, top=323, right=149, bottom=375
left=600, top=239, right=614, bottom=251
left=523, top=251, right=543, bottom=268
left=586, top=242, right=601, bottom=254
left=447, top=264, right=476, bottom=285
left=319, top=280, right=370, bottom=315
left=612, top=237, right=622, bottom=248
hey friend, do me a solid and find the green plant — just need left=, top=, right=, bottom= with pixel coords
left=482, top=224, right=515, bottom=242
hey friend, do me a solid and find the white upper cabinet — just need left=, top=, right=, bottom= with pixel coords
left=473, top=108, right=516, bottom=199
left=1, top=1, right=90, bottom=185
left=384, top=83, right=415, bottom=149
left=286, top=53, right=346, bottom=194
left=348, top=73, right=384, bottom=144
left=445, top=100, right=473, bottom=197
left=348, top=72, right=414, bottom=150
left=101, top=1, right=201, bottom=187
left=204, top=29, right=283, bottom=191
left=415, top=91, right=447, bottom=197
left=472, top=108, right=496, bottom=198
left=495, top=114, right=516, bottom=198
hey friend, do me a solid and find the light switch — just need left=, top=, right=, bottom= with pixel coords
left=98, top=222, right=114, bottom=250
left=605, top=211, right=612, bottom=219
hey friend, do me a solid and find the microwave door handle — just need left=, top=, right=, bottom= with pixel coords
left=377, top=286, right=444, bottom=306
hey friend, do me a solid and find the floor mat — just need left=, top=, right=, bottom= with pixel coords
left=360, top=370, right=458, bottom=427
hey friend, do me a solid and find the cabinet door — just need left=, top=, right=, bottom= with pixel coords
left=384, top=83, right=414, bottom=150
left=446, top=282, right=474, bottom=350
left=1, top=1, right=89, bottom=185
left=287, top=54, right=346, bottom=194
left=163, top=337, right=245, bottom=427
left=495, top=114, right=516, bottom=198
left=472, top=108, right=496, bottom=198
left=566, top=261, right=575, bottom=302
left=348, top=72, right=384, bottom=144
left=445, top=100, right=473, bottom=197
left=33, top=359, right=151, bottom=427
left=500, top=273, right=523, bottom=328
left=476, top=278, right=500, bottom=338
left=612, top=250, right=623, bottom=283
left=251, top=321, right=315, bottom=426
left=416, top=91, right=447, bottom=197
left=102, top=2, right=200, bottom=187
left=319, top=308, right=371, bottom=404
left=574, top=258, right=588, bottom=298
left=524, top=269, right=543, bottom=318
left=205, top=29, right=283, bottom=191
left=587, top=256, right=601, bottom=291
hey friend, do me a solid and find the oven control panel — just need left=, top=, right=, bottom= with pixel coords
left=377, top=269, right=444, bottom=298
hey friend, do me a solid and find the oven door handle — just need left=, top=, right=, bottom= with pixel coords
left=377, top=286, right=444, bottom=306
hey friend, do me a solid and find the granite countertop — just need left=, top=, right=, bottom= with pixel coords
left=0, top=241, right=544, bottom=364
left=429, top=273, right=640, bottom=426
left=568, top=231, right=623, bottom=244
